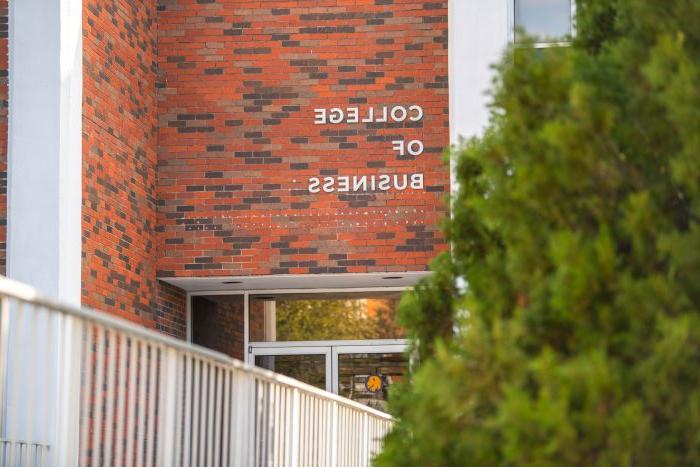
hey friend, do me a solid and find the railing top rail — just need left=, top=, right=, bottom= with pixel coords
left=0, top=276, right=393, bottom=420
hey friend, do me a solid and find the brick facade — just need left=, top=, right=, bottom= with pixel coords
left=191, top=295, right=245, bottom=359
left=156, top=280, right=188, bottom=338
left=156, top=0, right=450, bottom=278
left=0, top=0, right=7, bottom=276
left=82, top=0, right=185, bottom=336
left=4, top=0, right=448, bottom=341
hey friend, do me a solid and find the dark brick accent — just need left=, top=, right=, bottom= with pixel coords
left=191, top=296, right=245, bottom=360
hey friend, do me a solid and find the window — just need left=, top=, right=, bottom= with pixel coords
left=514, top=0, right=573, bottom=44
left=255, top=354, right=327, bottom=390
left=248, top=291, right=405, bottom=343
left=337, top=352, right=408, bottom=412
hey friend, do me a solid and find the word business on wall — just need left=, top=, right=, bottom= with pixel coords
left=309, top=105, right=426, bottom=193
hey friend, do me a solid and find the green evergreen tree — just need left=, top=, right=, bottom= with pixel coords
left=376, top=1, right=700, bottom=465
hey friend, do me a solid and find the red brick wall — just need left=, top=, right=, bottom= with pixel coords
left=156, top=0, right=449, bottom=278
left=192, top=296, right=245, bottom=360
left=82, top=0, right=185, bottom=336
left=156, top=280, right=187, bottom=338
left=0, top=0, right=7, bottom=276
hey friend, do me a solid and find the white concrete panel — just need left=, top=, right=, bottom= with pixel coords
left=6, top=1, right=83, bottom=466
left=449, top=0, right=510, bottom=143
left=7, top=0, right=82, bottom=305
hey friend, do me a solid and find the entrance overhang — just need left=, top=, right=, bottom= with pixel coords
left=160, top=271, right=431, bottom=293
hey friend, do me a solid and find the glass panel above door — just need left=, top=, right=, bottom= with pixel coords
left=249, top=292, right=405, bottom=342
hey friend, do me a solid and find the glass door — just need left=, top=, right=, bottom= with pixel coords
left=248, top=289, right=409, bottom=406
left=251, top=345, right=332, bottom=392
left=250, top=342, right=408, bottom=412
left=332, top=344, right=408, bottom=412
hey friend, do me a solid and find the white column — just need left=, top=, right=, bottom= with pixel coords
left=263, top=300, right=277, bottom=342
left=7, top=0, right=82, bottom=304
left=6, top=1, right=83, bottom=466
left=448, top=0, right=510, bottom=146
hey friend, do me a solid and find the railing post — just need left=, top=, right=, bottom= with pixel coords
left=157, top=347, right=178, bottom=466
left=231, top=370, right=252, bottom=467
left=331, top=402, right=339, bottom=467
left=0, top=296, right=8, bottom=436
left=5, top=306, right=82, bottom=467
left=289, top=388, right=300, bottom=467
left=54, top=314, right=83, bottom=467
left=362, top=412, right=369, bottom=467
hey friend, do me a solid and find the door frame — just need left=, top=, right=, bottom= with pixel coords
left=250, top=345, right=333, bottom=392
left=250, top=340, right=408, bottom=395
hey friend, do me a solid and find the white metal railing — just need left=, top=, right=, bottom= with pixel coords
left=0, top=277, right=393, bottom=466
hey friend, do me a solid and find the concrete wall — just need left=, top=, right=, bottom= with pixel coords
left=8, top=0, right=82, bottom=304
left=449, top=0, right=510, bottom=143
left=7, top=0, right=83, bottom=463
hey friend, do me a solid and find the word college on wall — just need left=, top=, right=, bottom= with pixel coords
left=308, top=105, right=426, bottom=194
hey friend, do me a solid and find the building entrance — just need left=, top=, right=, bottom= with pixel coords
left=251, top=341, right=408, bottom=412
left=189, top=287, right=411, bottom=412
left=246, top=289, right=408, bottom=412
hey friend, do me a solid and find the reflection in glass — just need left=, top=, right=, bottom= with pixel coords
left=254, top=354, right=326, bottom=390
left=515, top=0, right=571, bottom=42
left=337, top=353, right=408, bottom=412
left=249, top=292, right=405, bottom=342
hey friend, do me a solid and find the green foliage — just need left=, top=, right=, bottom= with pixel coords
left=376, top=1, right=700, bottom=465
left=396, top=253, right=456, bottom=360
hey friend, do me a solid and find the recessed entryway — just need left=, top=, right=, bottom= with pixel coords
left=189, top=288, right=411, bottom=412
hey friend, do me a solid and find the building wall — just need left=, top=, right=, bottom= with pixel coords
left=0, top=0, right=7, bottom=276
left=191, top=296, right=245, bottom=360
left=6, top=0, right=451, bottom=340
left=82, top=0, right=185, bottom=335
left=156, top=280, right=188, bottom=338
left=157, top=0, right=450, bottom=278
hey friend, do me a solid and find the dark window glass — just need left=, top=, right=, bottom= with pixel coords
left=515, top=0, right=572, bottom=42
left=254, top=354, right=326, bottom=390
